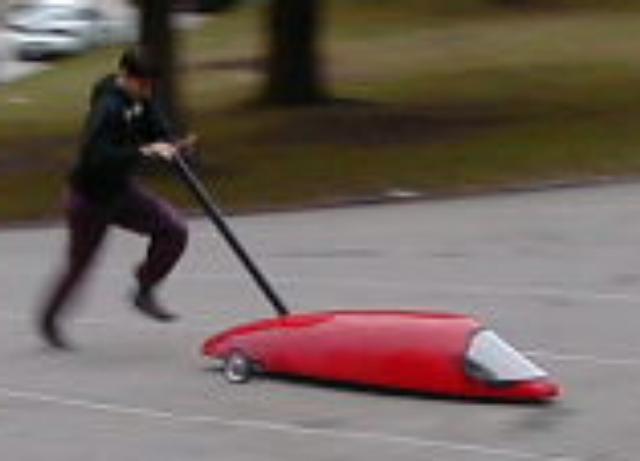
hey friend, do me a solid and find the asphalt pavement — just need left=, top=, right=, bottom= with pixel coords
left=0, top=28, right=46, bottom=84
left=2, top=182, right=640, bottom=460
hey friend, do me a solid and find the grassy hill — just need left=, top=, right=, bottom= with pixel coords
left=2, top=1, right=640, bottom=221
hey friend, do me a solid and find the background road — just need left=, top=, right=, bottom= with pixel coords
left=0, top=27, right=46, bottom=84
left=2, top=183, right=640, bottom=460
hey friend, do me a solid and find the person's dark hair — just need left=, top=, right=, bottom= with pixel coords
left=119, top=47, right=157, bottom=79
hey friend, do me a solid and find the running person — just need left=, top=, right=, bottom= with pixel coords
left=38, top=47, right=189, bottom=349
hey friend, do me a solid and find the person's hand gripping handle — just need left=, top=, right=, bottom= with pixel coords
left=141, top=134, right=198, bottom=161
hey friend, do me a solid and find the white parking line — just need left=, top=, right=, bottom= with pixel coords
left=5, top=265, right=640, bottom=305
left=240, top=274, right=640, bottom=304
left=4, top=265, right=640, bottom=371
left=0, top=386, right=580, bottom=461
left=2, top=303, right=640, bottom=366
left=524, top=350, right=640, bottom=367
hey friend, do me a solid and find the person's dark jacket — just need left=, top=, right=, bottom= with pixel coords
left=70, top=74, right=172, bottom=204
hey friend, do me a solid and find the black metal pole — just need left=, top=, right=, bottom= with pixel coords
left=173, top=154, right=290, bottom=317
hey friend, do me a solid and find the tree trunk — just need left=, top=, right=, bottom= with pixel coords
left=139, top=0, right=183, bottom=132
left=263, top=0, right=327, bottom=105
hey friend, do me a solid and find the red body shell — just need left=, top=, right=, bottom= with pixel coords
left=202, top=311, right=559, bottom=402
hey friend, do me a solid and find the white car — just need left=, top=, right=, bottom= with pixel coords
left=6, top=4, right=136, bottom=60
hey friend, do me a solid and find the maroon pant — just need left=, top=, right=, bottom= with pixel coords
left=41, top=185, right=188, bottom=320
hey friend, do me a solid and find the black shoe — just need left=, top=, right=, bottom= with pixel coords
left=39, top=316, right=73, bottom=350
left=132, top=288, right=178, bottom=322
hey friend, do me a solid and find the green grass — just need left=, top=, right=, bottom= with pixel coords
left=3, top=2, right=640, bottom=221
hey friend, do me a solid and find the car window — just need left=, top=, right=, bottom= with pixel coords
left=13, top=6, right=88, bottom=23
left=13, top=6, right=63, bottom=23
left=50, top=8, right=86, bottom=21
left=465, top=330, right=547, bottom=383
left=77, top=8, right=101, bottom=22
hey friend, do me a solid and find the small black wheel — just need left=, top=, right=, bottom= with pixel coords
left=223, top=350, right=253, bottom=384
